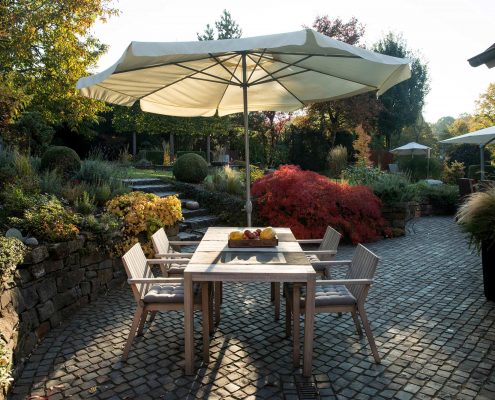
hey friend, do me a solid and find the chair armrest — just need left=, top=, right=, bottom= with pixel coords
left=128, top=277, right=184, bottom=284
left=311, top=259, right=349, bottom=267
left=318, top=278, right=373, bottom=285
left=168, top=241, right=200, bottom=246
left=147, top=258, right=190, bottom=265
left=156, top=253, right=193, bottom=258
left=304, top=250, right=337, bottom=256
left=297, top=239, right=323, bottom=244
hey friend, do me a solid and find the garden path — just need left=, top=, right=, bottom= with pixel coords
left=9, top=216, right=495, bottom=400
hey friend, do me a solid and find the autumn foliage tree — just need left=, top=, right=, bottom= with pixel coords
left=252, top=165, right=391, bottom=242
left=305, top=16, right=382, bottom=146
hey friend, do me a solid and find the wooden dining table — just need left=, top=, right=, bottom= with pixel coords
left=183, top=227, right=317, bottom=377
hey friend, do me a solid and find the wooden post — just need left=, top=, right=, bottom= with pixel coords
left=206, top=135, right=211, bottom=164
left=170, top=133, right=175, bottom=162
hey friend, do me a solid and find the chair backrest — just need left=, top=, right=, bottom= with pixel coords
left=122, top=243, right=153, bottom=301
left=346, top=244, right=379, bottom=303
left=152, top=227, right=171, bottom=256
left=318, top=226, right=342, bottom=260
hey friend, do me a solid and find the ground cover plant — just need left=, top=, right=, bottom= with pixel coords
left=252, top=165, right=391, bottom=242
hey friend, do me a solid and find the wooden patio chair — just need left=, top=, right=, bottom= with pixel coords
left=121, top=243, right=211, bottom=362
left=151, top=227, right=200, bottom=276
left=285, top=244, right=381, bottom=364
left=152, top=228, right=221, bottom=327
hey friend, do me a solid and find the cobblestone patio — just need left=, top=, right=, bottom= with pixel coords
left=9, top=216, right=495, bottom=399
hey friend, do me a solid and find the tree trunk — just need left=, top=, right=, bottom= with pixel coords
left=170, top=133, right=175, bottom=162
left=481, top=241, right=495, bottom=301
left=206, top=135, right=211, bottom=164
left=132, top=132, right=137, bottom=156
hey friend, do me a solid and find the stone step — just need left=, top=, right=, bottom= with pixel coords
left=154, top=191, right=185, bottom=198
left=130, top=184, right=175, bottom=193
left=181, top=215, right=218, bottom=230
left=122, top=178, right=163, bottom=186
left=177, top=231, right=203, bottom=241
left=182, top=208, right=209, bottom=218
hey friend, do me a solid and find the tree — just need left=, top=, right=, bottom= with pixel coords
left=305, top=16, right=381, bottom=146
left=431, top=116, right=455, bottom=139
left=0, top=0, right=118, bottom=131
left=197, top=10, right=242, bottom=41
left=353, top=125, right=372, bottom=165
left=474, top=83, right=495, bottom=128
left=373, top=33, right=430, bottom=149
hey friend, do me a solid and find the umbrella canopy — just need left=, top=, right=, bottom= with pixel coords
left=390, top=142, right=431, bottom=156
left=440, top=125, right=495, bottom=179
left=77, top=28, right=411, bottom=225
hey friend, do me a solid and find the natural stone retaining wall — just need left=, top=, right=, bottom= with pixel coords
left=0, top=236, right=124, bottom=399
left=381, top=201, right=420, bottom=236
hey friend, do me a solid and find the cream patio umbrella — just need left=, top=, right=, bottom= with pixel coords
left=440, top=125, right=495, bottom=179
left=77, top=28, right=411, bottom=226
left=391, top=142, right=432, bottom=178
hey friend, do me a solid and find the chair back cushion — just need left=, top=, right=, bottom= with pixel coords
left=122, top=243, right=154, bottom=299
left=318, top=226, right=342, bottom=260
left=151, top=227, right=171, bottom=256
left=346, top=244, right=379, bottom=302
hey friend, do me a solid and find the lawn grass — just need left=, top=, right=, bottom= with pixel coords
left=126, top=167, right=173, bottom=179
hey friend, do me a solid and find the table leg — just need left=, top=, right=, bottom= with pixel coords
left=214, top=281, right=221, bottom=326
left=274, top=282, right=280, bottom=321
left=303, top=276, right=316, bottom=377
left=201, top=282, right=210, bottom=363
left=292, top=283, right=300, bottom=367
left=184, top=272, right=194, bottom=375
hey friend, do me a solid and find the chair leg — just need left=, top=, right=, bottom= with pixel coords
left=148, top=311, right=157, bottom=324
left=273, top=282, right=280, bottom=321
left=351, top=310, right=362, bottom=336
left=122, top=306, right=144, bottom=361
left=201, top=282, right=210, bottom=363
left=358, top=306, right=381, bottom=364
left=270, top=282, right=275, bottom=302
left=214, top=282, right=221, bottom=327
left=136, top=310, right=149, bottom=337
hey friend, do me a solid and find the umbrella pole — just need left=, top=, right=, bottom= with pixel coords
left=480, top=144, right=485, bottom=180
left=242, top=52, right=252, bottom=227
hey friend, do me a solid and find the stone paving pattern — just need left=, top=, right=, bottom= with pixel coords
left=9, top=217, right=495, bottom=399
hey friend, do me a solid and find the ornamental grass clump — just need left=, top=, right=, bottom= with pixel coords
left=106, top=191, right=183, bottom=255
left=456, top=187, right=495, bottom=252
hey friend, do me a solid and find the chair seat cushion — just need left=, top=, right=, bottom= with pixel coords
left=167, top=264, right=185, bottom=275
left=286, top=283, right=356, bottom=307
left=314, top=284, right=356, bottom=306
left=143, top=283, right=201, bottom=304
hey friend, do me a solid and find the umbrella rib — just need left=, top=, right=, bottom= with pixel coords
left=246, top=50, right=266, bottom=83
left=253, top=59, right=305, bottom=107
left=135, top=55, right=240, bottom=100
left=264, top=51, right=362, bottom=59
left=209, top=53, right=242, bottom=85
left=215, top=56, right=242, bottom=112
left=253, top=52, right=379, bottom=89
left=174, top=63, right=241, bottom=86
left=248, top=54, right=313, bottom=86
left=94, top=84, right=140, bottom=101
left=249, top=69, right=309, bottom=86
left=111, top=53, right=237, bottom=75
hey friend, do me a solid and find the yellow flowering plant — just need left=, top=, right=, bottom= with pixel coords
left=106, top=192, right=183, bottom=256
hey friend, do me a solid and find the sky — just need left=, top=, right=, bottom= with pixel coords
left=91, top=0, right=495, bottom=123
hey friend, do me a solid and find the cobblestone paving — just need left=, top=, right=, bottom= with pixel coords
left=9, top=217, right=495, bottom=399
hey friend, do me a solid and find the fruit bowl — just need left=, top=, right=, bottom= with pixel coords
left=228, top=228, right=278, bottom=248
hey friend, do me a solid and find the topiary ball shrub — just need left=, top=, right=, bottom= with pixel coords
left=41, top=146, right=81, bottom=178
left=173, top=153, right=208, bottom=183
left=252, top=165, right=391, bottom=242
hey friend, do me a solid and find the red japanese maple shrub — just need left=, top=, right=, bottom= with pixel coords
left=252, top=165, right=391, bottom=242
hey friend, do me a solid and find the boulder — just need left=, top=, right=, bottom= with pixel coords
left=24, top=237, right=39, bottom=246
left=6, top=228, right=23, bottom=240
left=185, top=200, right=200, bottom=210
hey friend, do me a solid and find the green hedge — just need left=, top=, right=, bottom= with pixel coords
left=176, top=150, right=207, bottom=160
left=137, top=150, right=163, bottom=165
